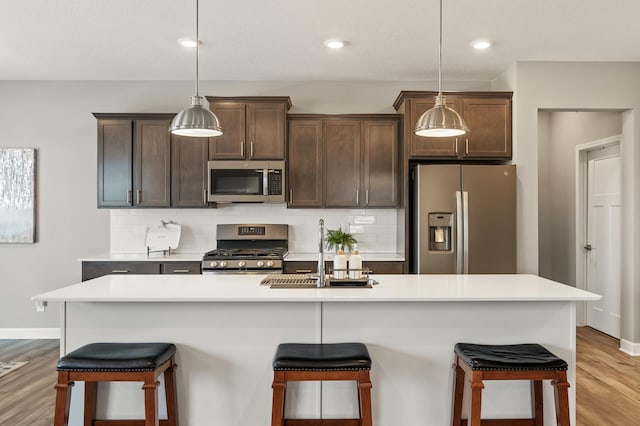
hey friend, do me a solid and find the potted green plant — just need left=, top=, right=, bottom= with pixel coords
left=325, top=227, right=357, bottom=252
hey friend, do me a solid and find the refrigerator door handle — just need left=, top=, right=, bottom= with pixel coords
left=463, top=191, right=470, bottom=274
left=456, top=191, right=464, bottom=274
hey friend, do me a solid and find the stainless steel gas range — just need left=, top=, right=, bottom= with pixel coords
left=201, top=224, right=288, bottom=274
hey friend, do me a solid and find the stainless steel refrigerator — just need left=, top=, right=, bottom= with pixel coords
left=413, top=164, right=516, bottom=274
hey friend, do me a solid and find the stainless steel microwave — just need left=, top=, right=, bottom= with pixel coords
left=207, top=160, right=286, bottom=203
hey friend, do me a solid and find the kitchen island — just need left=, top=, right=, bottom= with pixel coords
left=33, top=274, right=599, bottom=426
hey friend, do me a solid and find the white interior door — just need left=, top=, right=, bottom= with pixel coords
left=585, top=144, right=621, bottom=337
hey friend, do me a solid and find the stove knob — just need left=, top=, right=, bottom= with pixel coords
left=219, top=261, right=228, bottom=268
left=210, top=261, right=218, bottom=268
left=266, top=260, right=274, bottom=267
left=256, top=261, right=265, bottom=267
left=238, top=261, right=246, bottom=267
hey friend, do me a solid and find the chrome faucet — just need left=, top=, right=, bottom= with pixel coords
left=317, top=218, right=325, bottom=287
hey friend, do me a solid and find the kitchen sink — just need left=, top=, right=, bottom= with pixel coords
left=261, top=274, right=373, bottom=288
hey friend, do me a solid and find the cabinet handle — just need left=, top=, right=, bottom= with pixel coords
left=465, top=138, right=469, bottom=154
left=366, top=189, right=369, bottom=205
left=136, top=189, right=141, bottom=204
left=289, top=188, right=293, bottom=204
left=172, top=269, right=191, bottom=273
left=356, top=189, right=360, bottom=204
left=296, top=269, right=312, bottom=273
left=111, top=270, right=129, bottom=273
left=127, top=190, right=132, bottom=204
left=203, top=189, right=208, bottom=204
left=455, top=138, right=458, bottom=155
left=241, top=141, right=245, bottom=157
left=250, top=141, right=254, bottom=158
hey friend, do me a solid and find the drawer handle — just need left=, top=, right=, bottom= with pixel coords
left=111, top=270, right=129, bottom=273
left=296, top=269, right=312, bottom=273
left=172, top=269, right=191, bottom=273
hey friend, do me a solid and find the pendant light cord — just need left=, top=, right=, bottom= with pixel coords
left=438, top=0, right=442, bottom=96
left=194, top=0, right=200, bottom=97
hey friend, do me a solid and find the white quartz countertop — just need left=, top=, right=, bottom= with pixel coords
left=79, top=252, right=405, bottom=262
left=33, top=274, right=600, bottom=303
left=285, top=252, right=405, bottom=262
left=79, top=253, right=203, bottom=262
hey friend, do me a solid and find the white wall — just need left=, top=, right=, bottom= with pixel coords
left=0, top=79, right=492, bottom=335
left=538, top=111, right=622, bottom=285
left=513, top=62, right=640, bottom=346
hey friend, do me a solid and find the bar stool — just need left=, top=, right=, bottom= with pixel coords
left=53, top=342, right=179, bottom=426
left=452, top=343, right=570, bottom=426
left=271, top=342, right=373, bottom=426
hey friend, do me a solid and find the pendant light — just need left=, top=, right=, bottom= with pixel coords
left=170, top=0, right=223, bottom=137
left=414, top=0, right=469, bottom=137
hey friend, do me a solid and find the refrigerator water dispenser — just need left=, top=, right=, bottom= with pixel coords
left=428, top=213, right=453, bottom=252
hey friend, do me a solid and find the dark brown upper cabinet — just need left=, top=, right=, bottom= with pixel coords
left=206, top=96, right=292, bottom=160
left=171, top=135, right=209, bottom=207
left=288, top=120, right=323, bottom=207
left=133, top=120, right=171, bottom=207
left=94, top=113, right=212, bottom=208
left=287, top=114, right=400, bottom=209
left=393, top=91, right=512, bottom=160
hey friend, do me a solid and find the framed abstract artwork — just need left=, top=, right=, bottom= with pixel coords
left=0, top=148, right=36, bottom=243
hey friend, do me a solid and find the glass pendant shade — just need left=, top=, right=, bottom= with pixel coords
left=170, top=95, right=223, bottom=137
left=414, top=95, right=469, bottom=137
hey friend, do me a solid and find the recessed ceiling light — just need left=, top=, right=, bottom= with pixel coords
left=324, top=39, right=345, bottom=49
left=178, top=38, right=198, bottom=48
left=471, top=39, right=492, bottom=50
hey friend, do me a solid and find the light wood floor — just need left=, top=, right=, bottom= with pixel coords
left=576, top=326, right=640, bottom=425
left=0, top=328, right=638, bottom=425
left=0, top=339, right=58, bottom=426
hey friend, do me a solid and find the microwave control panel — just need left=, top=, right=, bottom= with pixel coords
left=269, top=170, right=283, bottom=195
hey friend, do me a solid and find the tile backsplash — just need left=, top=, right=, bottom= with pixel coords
left=110, top=204, right=403, bottom=254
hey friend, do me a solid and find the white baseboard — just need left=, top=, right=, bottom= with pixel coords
left=620, top=339, right=640, bottom=356
left=0, top=328, right=60, bottom=339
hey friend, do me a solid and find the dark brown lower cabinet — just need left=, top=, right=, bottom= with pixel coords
left=283, top=260, right=405, bottom=275
left=82, top=261, right=201, bottom=281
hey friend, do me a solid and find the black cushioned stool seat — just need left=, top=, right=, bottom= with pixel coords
left=53, top=342, right=179, bottom=426
left=273, top=342, right=371, bottom=371
left=451, top=342, right=571, bottom=426
left=271, top=343, right=373, bottom=426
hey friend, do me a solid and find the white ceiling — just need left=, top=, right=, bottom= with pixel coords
left=2, top=0, right=640, bottom=81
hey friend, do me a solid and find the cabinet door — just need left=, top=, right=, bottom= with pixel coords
left=209, top=103, right=246, bottom=159
left=247, top=102, right=286, bottom=159
left=81, top=261, right=161, bottom=281
left=461, top=98, right=512, bottom=158
left=288, top=120, right=323, bottom=207
left=171, top=135, right=209, bottom=207
left=133, top=120, right=171, bottom=207
left=97, top=120, right=132, bottom=207
left=409, top=98, right=461, bottom=158
left=161, top=262, right=201, bottom=274
left=324, top=121, right=361, bottom=207
left=363, top=120, right=399, bottom=207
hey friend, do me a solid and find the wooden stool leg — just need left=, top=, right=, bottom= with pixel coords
left=164, top=359, right=179, bottom=426
left=531, top=380, right=543, bottom=426
left=271, top=371, right=286, bottom=426
left=142, top=377, right=160, bottom=426
left=469, top=372, right=484, bottom=426
left=553, top=371, right=571, bottom=426
left=84, top=381, right=97, bottom=426
left=451, top=360, right=465, bottom=426
left=54, top=372, right=73, bottom=426
left=357, top=370, right=373, bottom=426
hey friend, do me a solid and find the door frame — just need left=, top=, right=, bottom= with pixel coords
left=574, top=134, right=622, bottom=326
